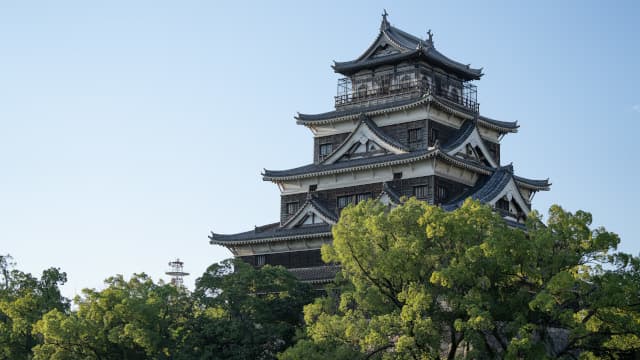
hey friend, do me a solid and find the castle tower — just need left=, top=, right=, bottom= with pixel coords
left=210, top=13, right=550, bottom=285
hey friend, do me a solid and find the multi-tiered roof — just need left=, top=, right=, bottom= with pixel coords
left=210, top=13, right=550, bottom=284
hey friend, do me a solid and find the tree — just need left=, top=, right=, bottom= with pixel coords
left=179, top=259, right=315, bottom=360
left=33, top=273, right=191, bottom=360
left=0, top=255, right=69, bottom=360
left=284, top=199, right=640, bottom=359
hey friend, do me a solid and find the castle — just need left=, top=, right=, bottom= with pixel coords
left=210, top=13, right=550, bottom=284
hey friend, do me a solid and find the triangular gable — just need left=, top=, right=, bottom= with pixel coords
left=355, top=29, right=409, bottom=63
left=322, top=117, right=408, bottom=165
left=371, top=43, right=401, bottom=58
left=282, top=199, right=337, bottom=229
left=485, top=177, right=531, bottom=217
left=444, top=124, right=498, bottom=168
left=377, top=182, right=403, bottom=206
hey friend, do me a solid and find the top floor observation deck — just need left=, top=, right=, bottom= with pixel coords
left=335, top=69, right=478, bottom=113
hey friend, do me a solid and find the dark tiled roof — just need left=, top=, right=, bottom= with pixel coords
left=296, top=96, right=423, bottom=123
left=281, top=196, right=338, bottom=228
left=443, top=165, right=514, bottom=211
left=514, top=175, right=551, bottom=190
left=263, top=149, right=493, bottom=181
left=319, top=115, right=409, bottom=165
left=288, top=265, right=341, bottom=283
left=441, top=120, right=476, bottom=152
left=333, top=23, right=482, bottom=80
left=379, top=182, right=403, bottom=204
left=265, top=150, right=431, bottom=180
left=209, top=223, right=332, bottom=245
left=361, top=117, right=409, bottom=152
left=478, top=115, right=519, bottom=132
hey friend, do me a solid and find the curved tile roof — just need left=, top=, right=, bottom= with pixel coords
left=478, top=115, right=519, bottom=132
left=263, top=149, right=492, bottom=182
left=442, top=165, right=514, bottom=211
left=288, top=265, right=341, bottom=283
left=514, top=175, right=551, bottom=190
left=296, top=96, right=424, bottom=123
left=319, top=115, right=409, bottom=165
left=281, top=197, right=338, bottom=228
left=441, top=119, right=476, bottom=152
left=332, top=20, right=482, bottom=80
left=378, top=182, right=403, bottom=204
left=209, top=223, right=332, bottom=245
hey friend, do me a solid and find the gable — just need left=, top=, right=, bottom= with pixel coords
left=371, top=44, right=401, bottom=58
left=486, top=178, right=531, bottom=217
left=445, top=125, right=498, bottom=168
left=282, top=200, right=337, bottom=229
left=321, top=119, right=408, bottom=165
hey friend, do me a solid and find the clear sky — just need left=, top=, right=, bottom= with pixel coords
left=1, top=1, right=638, bottom=298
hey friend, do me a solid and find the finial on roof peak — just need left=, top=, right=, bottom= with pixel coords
left=426, top=29, right=434, bottom=45
left=380, top=9, right=390, bottom=30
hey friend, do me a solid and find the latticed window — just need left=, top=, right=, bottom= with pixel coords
left=356, top=192, right=372, bottom=203
left=429, top=128, right=439, bottom=145
left=256, top=255, right=266, bottom=266
left=408, top=128, right=423, bottom=143
left=496, top=198, right=510, bottom=211
left=319, top=143, right=333, bottom=159
left=413, top=185, right=428, bottom=199
left=286, top=201, right=299, bottom=215
left=337, top=195, right=352, bottom=209
left=436, top=185, right=447, bottom=202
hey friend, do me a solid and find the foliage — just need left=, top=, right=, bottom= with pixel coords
left=0, top=255, right=69, bottom=360
left=33, top=273, right=191, bottom=360
left=287, top=198, right=640, bottom=359
left=180, top=259, right=315, bottom=359
left=29, top=259, right=312, bottom=360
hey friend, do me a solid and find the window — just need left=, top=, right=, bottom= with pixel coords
left=413, top=185, right=428, bottom=199
left=496, top=198, right=509, bottom=211
left=337, top=195, right=352, bottom=209
left=256, top=255, right=266, bottom=266
left=408, top=128, right=423, bottom=143
left=286, top=201, right=299, bottom=215
left=319, top=143, right=333, bottom=158
left=436, top=185, right=447, bottom=202
left=393, top=172, right=403, bottom=180
left=309, top=184, right=317, bottom=192
left=429, top=128, right=439, bottom=146
left=355, top=192, right=372, bottom=203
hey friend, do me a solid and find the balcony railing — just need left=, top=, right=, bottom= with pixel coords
left=335, top=72, right=479, bottom=113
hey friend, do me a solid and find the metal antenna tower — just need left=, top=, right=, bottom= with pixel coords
left=165, top=258, right=189, bottom=288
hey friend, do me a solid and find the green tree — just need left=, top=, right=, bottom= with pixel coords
left=0, top=255, right=69, bottom=360
left=33, top=273, right=191, bottom=360
left=178, top=259, right=314, bottom=360
left=284, top=199, right=640, bottom=359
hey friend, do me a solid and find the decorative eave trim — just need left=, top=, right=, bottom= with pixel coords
left=444, top=123, right=499, bottom=168
left=515, top=179, right=551, bottom=191
left=263, top=149, right=492, bottom=182
left=296, top=95, right=431, bottom=126
left=209, top=231, right=333, bottom=246
left=301, top=278, right=335, bottom=284
left=488, top=178, right=532, bottom=216
left=296, top=93, right=475, bottom=127
left=321, top=116, right=408, bottom=165
left=282, top=198, right=337, bottom=228
left=477, top=117, right=519, bottom=133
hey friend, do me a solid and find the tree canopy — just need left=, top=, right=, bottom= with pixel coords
left=0, top=255, right=69, bottom=360
left=29, top=259, right=313, bottom=360
left=281, top=198, right=640, bottom=359
left=2, top=198, right=638, bottom=359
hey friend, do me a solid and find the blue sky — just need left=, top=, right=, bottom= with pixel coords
left=1, top=1, right=638, bottom=298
